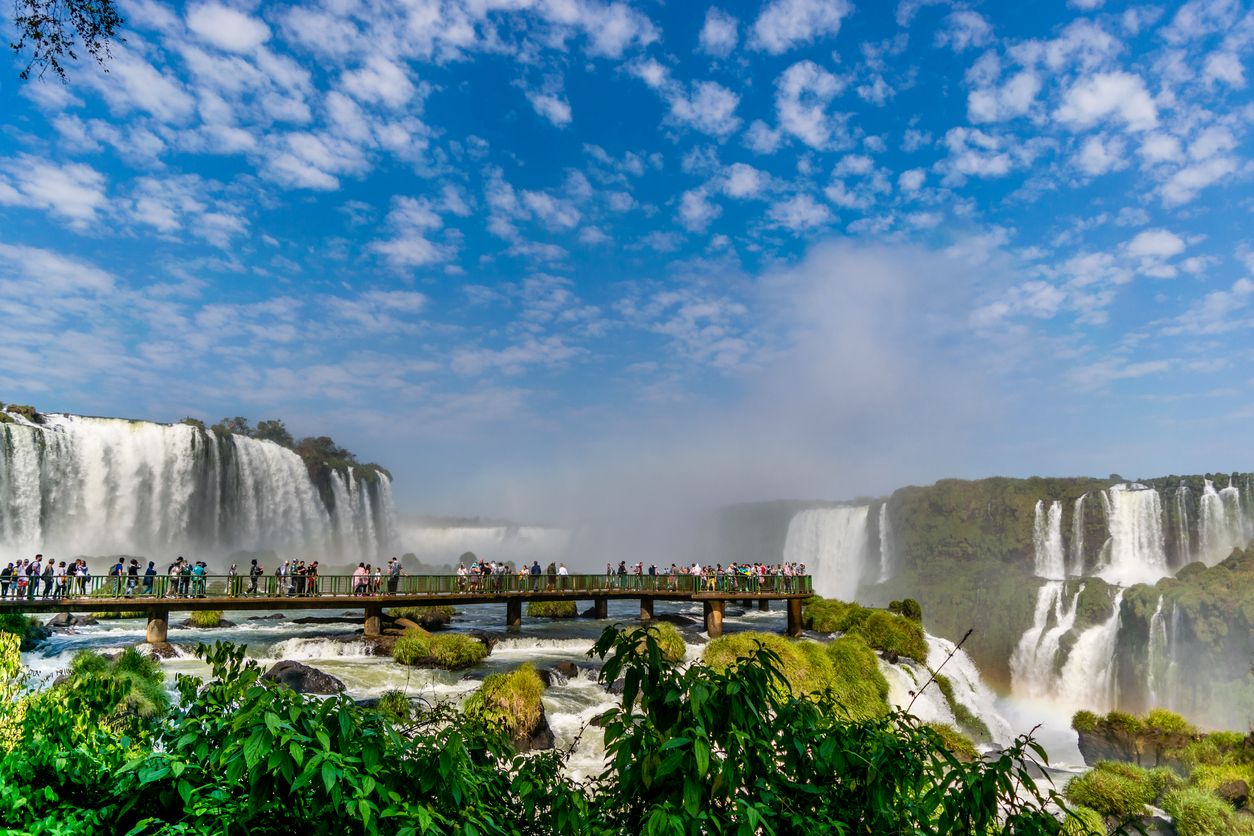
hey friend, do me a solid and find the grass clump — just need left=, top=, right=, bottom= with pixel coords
left=187, top=610, right=224, bottom=628
left=463, top=664, right=545, bottom=743
left=1063, top=762, right=1154, bottom=820
left=624, top=623, right=686, bottom=664
left=1059, top=805, right=1106, bottom=835
left=1144, top=708, right=1195, bottom=735
left=68, top=647, right=170, bottom=718
left=801, top=599, right=928, bottom=664
left=704, top=633, right=833, bottom=699
left=926, top=723, right=978, bottom=762
left=376, top=690, right=411, bottom=724
left=933, top=673, right=992, bottom=743
left=526, top=601, right=578, bottom=618
left=0, top=613, right=49, bottom=650
left=392, top=631, right=487, bottom=670
left=1161, top=786, right=1249, bottom=836
left=802, top=598, right=863, bottom=633
left=887, top=598, right=923, bottom=621
left=824, top=635, right=890, bottom=721
left=388, top=606, right=454, bottom=629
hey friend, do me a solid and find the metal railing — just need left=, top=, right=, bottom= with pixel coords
left=0, top=572, right=813, bottom=602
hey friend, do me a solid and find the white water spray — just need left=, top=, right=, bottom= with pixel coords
left=1099, top=485, right=1169, bottom=586
left=1032, top=501, right=1066, bottom=580
left=783, top=506, right=870, bottom=600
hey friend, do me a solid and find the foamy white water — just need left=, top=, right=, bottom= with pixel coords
left=783, top=506, right=871, bottom=600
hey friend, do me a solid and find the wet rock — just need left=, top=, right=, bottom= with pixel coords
left=45, top=613, right=98, bottom=629
left=291, top=616, right=358, bottom=625
left=656, top=613, right=699, bottom=628
left=262, top=660, right=346, bottom=695
left=553, top=661, right=579, bottom=679
left=519, top=710, right=556, bottom=753
left=248, top=613, right=286, bottom=621
left=147, top=642, right=182, bottom=659
left=1075, top=721, right=1194, bottom=771
left=1218, top=780, right=1249, bottom=809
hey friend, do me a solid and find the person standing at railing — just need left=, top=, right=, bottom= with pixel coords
left=0, top=563, right=12, bottom=599
left=557, top=562, right=568, bottom=589
left=530, top=560, right=542, bottom=592
left=387, top=558, right=402, bottom=595
left=142, top=561, right=156, bottom=596
left=246, top=559, right=260, bottom=596
left=123, top=559, right=139, bottom=598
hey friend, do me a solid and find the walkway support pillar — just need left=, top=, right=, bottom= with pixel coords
left=758, top=599, right=770, bottom=612
left=145, top=606, right=169, bottom=644
left=703, top=600, right=724, bottom=638
left=640, top=598, right=654, bottom=621
left=592, top=597, right=608, bottom=619
left=786, top=599, right=803, bottom=637
left=506, top=599, right=522, bottom=631
left=364, top=605, right=382, bottom=637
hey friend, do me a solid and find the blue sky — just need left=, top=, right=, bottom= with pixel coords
left=1, top=0, right=1251, bottom=520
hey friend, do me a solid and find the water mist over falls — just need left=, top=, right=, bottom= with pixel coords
left=0, top=414, right=396, bottom=563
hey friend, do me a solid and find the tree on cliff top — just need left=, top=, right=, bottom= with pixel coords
left=10, top=0, right=124, bottom=80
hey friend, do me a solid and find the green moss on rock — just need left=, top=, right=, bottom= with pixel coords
left=1063, top=762, right=1154, bottom=820
left=1161, top=786, right=1250, bottom=836
left=1059, top=805, right=1105, bottom=836
left=187, top=610, right=224, bottom=628
left=463, top=663, right=545, bottom=743
left=926, top=723, right=979, bottom=762
left=392, top=631, right=487, bottom=670
left=704, top=632, right=833, bottom=699
left=388, top=606, right=454, bottom=629
left=525, top=601, right=578, bottom=618
left=824, top=635, right=890, bottom=721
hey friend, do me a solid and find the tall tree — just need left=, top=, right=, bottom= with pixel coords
left=10, top=0, right=124, bottom=80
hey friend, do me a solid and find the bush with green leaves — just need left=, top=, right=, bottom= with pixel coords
left=623, top=622, right=686, bottom=663
left=1063, top=762, right=1154, bottom=820
left=526, top=600, right=578, bottom=618
left=392, top=631, right=488, bottom=670
left=462, top=663, right=546, bottom=745
left=187, top=609, right=224, bottom=628
left=376, top=689, right=412, bottom=725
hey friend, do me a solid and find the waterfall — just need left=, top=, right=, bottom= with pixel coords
left=1032, top=500, right=1066, bottom=580
left=1199, top=478, right=1246, bottom=565
left=1069, top=494, right=1086, bottom=576
left=1100, top=485, right=1169, bottom=586
left=1146, top=596, right=1169, bottom=707
left=1056, top=591, right=1124, bottom=712
left=877, top=503, right=894, bottom=583
left=782, top=506, right=871, bottom=600
left=0, top=414, right=395, bottom=562
left=1010, top=581, right=1083, bottom=700
left=1172, top=485, right=1191, bottom=569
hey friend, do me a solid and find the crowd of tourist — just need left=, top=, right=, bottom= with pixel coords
left=599, top=560, right=808, bottom=592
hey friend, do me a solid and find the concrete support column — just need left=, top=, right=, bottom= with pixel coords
left=592, top=597, right=608, bottom=619
left=786, top=599, right=803, bottom=638
left=640, top=598, right=654, bottom=621
left=758, top=599, right=770, bottom=612
left=506, top=599, right=522, bottom=631
left=703, top=600, right=724, bottom=638
left=364, top=605, right=382, bottom=637
left=145, top=607, right=169, bottom=644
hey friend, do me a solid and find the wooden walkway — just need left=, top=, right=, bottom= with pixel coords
left=0, top=574, right=813, bottom=640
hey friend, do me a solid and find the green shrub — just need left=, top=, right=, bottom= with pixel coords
left=1072, top=710, right=1100, bottom=734
left=1144, top=708, right=1195, bottom=736
left=4, top=404, right=41, bottom=423
left=624, top=623, right=686, bottom=664
left=1060, top=805, right=1106, bottom=835
left=926, top=723, right=978, bottom=762
left=1161, top=786, right=1241, bottom=836
left=704, top=633, right=833, bottom=699
left=463, top=664, right=545, bottom=742
left=824, top=635, right=890, bottom=721
left=187, top=610, right=224, bottom=628
left=888, top=598, right=923, bottom=621
left=1190, top=763, right=1254, bottom=793
left=526, top=601, right=578, bottom=618
left=392, top=632, right=487, bottom=670
left=376, top=690, right=411, bottom=724
left=851, top=610, right=928, bottom=664
left=802, top=598, right=865, bottom=633
left=388, top=606, right=454, bottom=629
left=1147, top=766, right=1184, bottom=801
left=0, top=613, right=48, bottom=649
left=427, top=634, right=488, bottom=669
left=92, top=611, right=144, bottom=620
left=68, top=647, right=170, bottom=718
left=1063, top=762, right=1154, bottom=819
left=932, top=673, right=991, bottom=743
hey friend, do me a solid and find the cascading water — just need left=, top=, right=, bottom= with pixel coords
left=877, top=503, right=893, bottom=583
left=782, top=506, right=870, bottom=600
left=0, top=414, right=395, bottom=562
left=1100, top=485, right=1169, bottom=586
left=1032, top=500, right=1066, bottom=580
left=1069, top=494, right=1086, bottom=576
left=1055, top=591, right=1124, bottom=712
left=1145, top=596, right=1171, bottom=708
left=1010, top=581, right=1083, bottom=700
left=1171, top=485, right=1191, bottom=569
left=1199, top=478, right=1246, bottom=565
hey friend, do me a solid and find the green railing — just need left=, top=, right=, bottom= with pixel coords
left=0, top=572, right=813, bottom=602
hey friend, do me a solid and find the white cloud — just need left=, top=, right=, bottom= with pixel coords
left=751, top=0, right=852, bottom=54
left=767, top=194, right=833, bottom=230
left=370, top=196, right=451, bottom=269
left=723, top=163, right=768, bottom=198
left=699, top=8, right=739, bottom=56
left=1160, top=155, right=1238, bottom=206
left=775, top=60, right=846, bottom=149
left=527, top=92, right=573, bottom=126
left=940, top=127, right=1027, bottom=182
left=1055, top=72, right=1159, bottom=132
left=521, top=190, right=582, bottom=230
left=679, top=188, right=722, bottom=231
left=936, top=11, right=993, bottom=51
left=1188, top=125, right=1237, bottom=161
left=1075, top=134, right=1128, bottom=175
left=898, top=168, right=926, bottom=192
left=1203, top=51, right=1246, bottom=87
left=0, top=156, right=108, bottom=227
left=668, top=81, right=742, bottom=137
left=630, top=58, right=669, bottom=89
left=1124, top=228, right=1185, bottom=259
left=1070, top=357, right=1170, bottom=390
left=1138, top=133, right=1183, bottom=164
left=968, top=71, right=1041, bottom=122
left=744, top=120, right=783, bottom=154
left=186, top=3, right=271, bottom=52
left=342, top=56, right=416, bottom=108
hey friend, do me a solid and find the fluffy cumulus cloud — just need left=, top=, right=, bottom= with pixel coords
left=699, top=7, right=739, bottom=56
left=1055, top=72, right=1159, bottom=132
left=751, top=0, right=852, bottom=54
left=186, top=3, right=271, bottom=53
left=774, top=60, right=847, bottom=149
